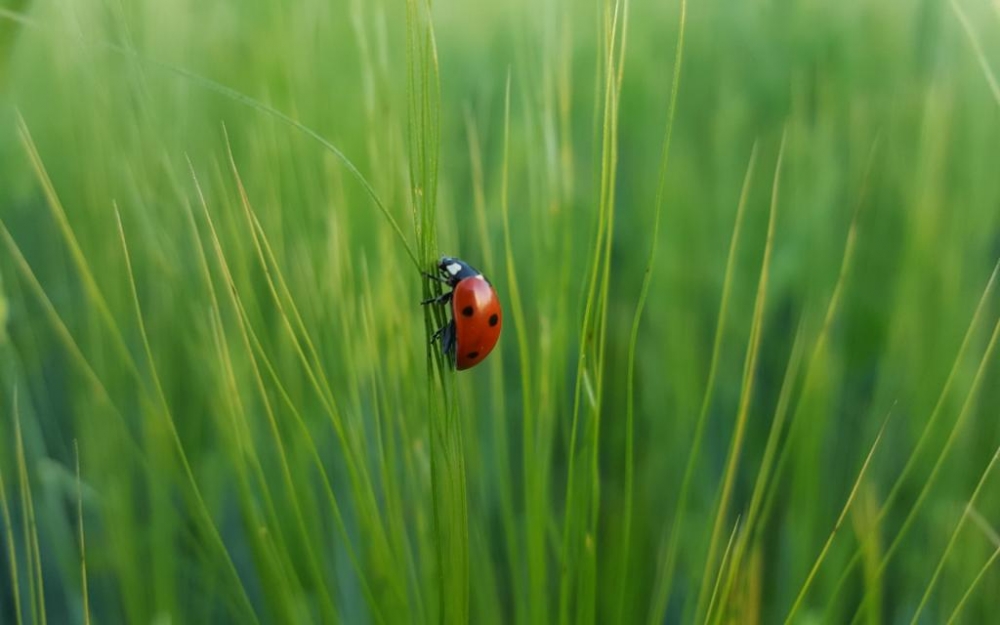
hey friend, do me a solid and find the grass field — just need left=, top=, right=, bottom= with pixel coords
left=1, top=0, right=1000, bottom=623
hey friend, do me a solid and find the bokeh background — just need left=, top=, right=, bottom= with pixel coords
left=1, top=0, right=1000, bottom=623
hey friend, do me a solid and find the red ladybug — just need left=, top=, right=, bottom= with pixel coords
left=423, top=256, right=503, bottom=370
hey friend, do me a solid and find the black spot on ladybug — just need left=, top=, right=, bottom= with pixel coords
left=462, top=306, right=475, bottom=317
left=467, top=351, right=479, bottom=360
left=488, top=314, right=499, bottom=326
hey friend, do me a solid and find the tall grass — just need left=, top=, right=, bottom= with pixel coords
left=2, top=0, right=1000, bottom=623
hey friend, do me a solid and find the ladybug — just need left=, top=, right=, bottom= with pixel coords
left=422, top=256, right=503, bottom=370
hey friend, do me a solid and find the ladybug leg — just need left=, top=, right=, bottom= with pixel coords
left=428, top=320, right=457, bottom=365
left=424, top=271, right=449, bottom=284
left=441, top=320, right=457, bottom=362
left=430, top=323, right=446, bottom=344
left=420, top=291, right=452, bottom=306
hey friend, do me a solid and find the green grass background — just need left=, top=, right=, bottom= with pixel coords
left=1, top=0, right=1000, bottom=623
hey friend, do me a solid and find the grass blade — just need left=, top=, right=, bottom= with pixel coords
left=0, top=408, right=23, bottom=625
left=783, top=409, right=891, bottom=623
left=74, top=440, right=90, bottom=625
left=13, top=388, right=45, bottom=625
left=950, top=0, right=1000, bottom=106
left=824, top=257, right=1000, bottom=613
left=848, top=306, right=1000, bottom=622
left=698, top=130, right=784, bottom=624
left=615, top=0, right=687, bottom=617
left=945, top=510, right=1000, bottom=624
left=648, top=141, right=758, bottom=625
left=910, top=444, right=1000, bottom=623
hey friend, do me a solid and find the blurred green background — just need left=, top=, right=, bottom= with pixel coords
left=1, top=0, right=1000, bottom=623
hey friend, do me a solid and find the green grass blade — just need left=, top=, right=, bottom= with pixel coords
left=114, top=208, right=260, bottom=624
left=0, top=8, right=419, bottom=270
left=648, top=141, right=758, bottom=625
left=0, top=418, right=23, bottom=625
left=13, top=388, right=45, bottom=625
left=698, top=130, right=784, bottom=624
left=702, top=517, right=741, bottom=625
left=823, top=258, right=1000, bottom=613
left=783, top=409, right=891, bottom=623
left=559, top=2, right=627, bottom=621
left=754, top=158, right=868, bottom=537
left=615, top=0, right=688, bottom=618
left=910, top=444, right=1000, bottom=623
left=74, top=440, right=90, bottom=625
left=17, top=119, right=144, bottom=389
left=945, top=511, right=1000, bottom=624
left=949, top=0, right=1000, bottom=106
left=497, top=71, right=543, bottom=625
left=848, top=307, right=1000, bottom=622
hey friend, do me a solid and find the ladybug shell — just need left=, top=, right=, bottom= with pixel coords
left=451, top=275, right=502, bottom=370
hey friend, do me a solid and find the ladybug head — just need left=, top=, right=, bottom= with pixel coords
left=437, top=256, right=480, bottom=284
